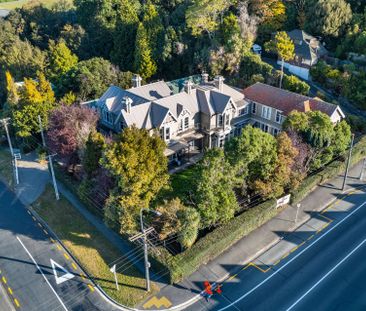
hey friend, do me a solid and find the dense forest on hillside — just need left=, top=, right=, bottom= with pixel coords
left=0, top=0, right=365, bottom=108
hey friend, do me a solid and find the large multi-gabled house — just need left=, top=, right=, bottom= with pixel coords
left=94, top=74, right=345, bottom=163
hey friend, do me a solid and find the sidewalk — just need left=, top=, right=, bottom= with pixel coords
left=138, top=160, right=366, bottom=310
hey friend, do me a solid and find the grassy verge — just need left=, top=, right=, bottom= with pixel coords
left=33, top=185, right=156, bottom=307
left=0, top=0, right=73, bottom=10
left=0, top=149, right=13, bottom=188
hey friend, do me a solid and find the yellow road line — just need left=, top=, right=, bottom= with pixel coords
left=37, top=223, right=42, bottom=228
left=241, top=263, right=252, bottom=271
left=87, top=284, right=95, bottom=292
left=56, top=244, right=62, bottom=251
left=250, top=262, right=270, bottom=273
left=80, top=274, right=86, bottom=280
left=2, top=276, right=7, bottom=284
left=14, top=298, right=20, bottom=308
left=32, top=216, right=36, bottom=221
left=290, top=246, right=298, bottom=253
left=72, top=263, right=78, bottom=270
left=63, top=253, right=70, bottom=260
left=43, top=229, right=48, bottom=235
left=8, top=287, right=13, bottom=295
left=282, top=253, right=289, bottom=260
left=273, top=259, right=281, bottom=266
left=298, top=241, right=305, bottom=248
left=307, top=235, right=314, bottom=241
left=50, top=238, right=55, bottom=243
left=227, top=274, right=237, bottom=281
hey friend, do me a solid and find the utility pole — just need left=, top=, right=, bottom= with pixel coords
left=13, top=153, right=21, bottom=185
left=48, top=154, right=60, bottom=200
left=38, top=115, right=46, bottom=147
left=342, top=133, right=355, bottom=191
left=129, top=209, right=161, bottom=292
left=110, top=264, right=119, bottom=291
left=1, top=118, right=14, bottom=156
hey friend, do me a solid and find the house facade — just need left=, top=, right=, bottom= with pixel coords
left=94, top=75, right=344, bottom=163
left=276, top=29, right=328, bottom=80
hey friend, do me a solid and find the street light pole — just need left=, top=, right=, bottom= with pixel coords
left=140, top=208, right=151, bottom=292
left=342, top=133, right=355, bottom=191
left=1, top=118, right=14, bottom=156
left=295, top=203, right=301, bottom=224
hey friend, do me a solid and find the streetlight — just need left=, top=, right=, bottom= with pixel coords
left=140, top=208, right=161, bottom=292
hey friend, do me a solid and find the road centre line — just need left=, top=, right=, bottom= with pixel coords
left=286, top=238, right=366, bottom=310
left=218, top=199, right=366, bottom=311
left=16, top=236, right=69, bottom=311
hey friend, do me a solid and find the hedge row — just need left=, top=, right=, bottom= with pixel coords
left=161, top=199, right=277, bottom=283
left=291, top=135, right=366, bottom=204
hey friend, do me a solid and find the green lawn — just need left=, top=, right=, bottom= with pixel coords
left=33, top=185, right=157, bottom=307
left=0, top=149, right=13, bottom=188
left=0, top=0, right=73, bottom=10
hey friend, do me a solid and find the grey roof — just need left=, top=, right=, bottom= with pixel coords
left=121, top=102, right=152, bottom=128
left=98, top=86, right=148, bottom=113
left=287, top=29, right=327, bottom=62
left=127, top=81, right=172, bottom=101
left=210, top=91, right=232, bottom=114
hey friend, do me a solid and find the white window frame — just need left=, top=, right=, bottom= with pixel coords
left=239, top=106, right=249, bottom=116
left=260, top=123, right=269, bottom=133
left=184, top=116, right=189, bottom=130
left=159, top=127, right=164, bottom=140
left=165, top=127, right=170, bottom=141
left=275, top=110, right=282, bottom=123
left=225, top=113, right=230, bottom=125
left=218, top=114, right=223, bottom=127
left=178, top=119, right=183, bottom=132
left=261, top=106, right=271, bottom=120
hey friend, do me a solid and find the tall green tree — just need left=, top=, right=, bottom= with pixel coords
left=48, top=40, right=78, bottom=81
left=186, top=0, right=232, bottom=37
left=110, top=0, right=139, bottom=71
left=102, top=126, right=169, bottom=233
left=12, top=72, right=56, bottom=137
left=305, top=0, right=352, bottom=38
left=195, top=148, right=238, bottom=228
left=83, top=131, right=106, bottom=179
left=134, top=23, right=157, bottom=80
left=265, top=31, right=295, bottom=89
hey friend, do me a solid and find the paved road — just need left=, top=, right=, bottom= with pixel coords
left=0, top=181, right=120, bottom=311
left=186, top=188, right=366, bottom=311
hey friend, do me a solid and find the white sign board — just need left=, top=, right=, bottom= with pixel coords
left=110, top=264, right=116, bottom=274
left=276, top=194, right=291, bottom=208
left=50, top=259, right=75, bottom=285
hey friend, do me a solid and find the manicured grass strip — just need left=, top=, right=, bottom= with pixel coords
left=33, top=185, right=156, bottom=307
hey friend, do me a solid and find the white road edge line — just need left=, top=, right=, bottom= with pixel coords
left=286, top=238, right=366, bottom=310
left=218, top=199, right=366, bottom=311
left=16, top=236, right=69, bottom=311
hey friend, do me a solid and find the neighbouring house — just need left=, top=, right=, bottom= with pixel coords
left=276, top=29, right=328, bottom=80
left=93, top=75, right=345, bottom=164
left=243, top=82, right=345, bottom=136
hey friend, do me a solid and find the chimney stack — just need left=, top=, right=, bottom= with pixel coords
left=184, top=80, right=193, bottom=94
left=201, top=72, right=209, bottom=84
left=214, top=76, right=225, bottom=92
left=123, top=96, right=133, bottom=113
left=132, top=74, right=142, bottom=88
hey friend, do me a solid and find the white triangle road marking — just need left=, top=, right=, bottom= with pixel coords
left=50, top=259, right=75, bottom=285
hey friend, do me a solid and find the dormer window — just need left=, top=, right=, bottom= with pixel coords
left=225, top=114, right=230, bottom=125
left=184, top=117, right=189, bottom=129
left=102, top=109, right=113, bottom=124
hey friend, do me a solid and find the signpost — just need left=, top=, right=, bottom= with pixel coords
left=276, top=194, right=291, bottom=208
left=110, top=264, right=119, bottom=290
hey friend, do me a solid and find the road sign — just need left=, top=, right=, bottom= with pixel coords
left=276, top=194, right=291, bottom=208
left=50, top=259, right=75, bottom=285
left=110, top=264, right=119, bottom=290
left=110, top=264, right=116, bottom=273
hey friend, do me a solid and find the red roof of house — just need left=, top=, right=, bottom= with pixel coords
left=243, top=83, right=338, bottom=117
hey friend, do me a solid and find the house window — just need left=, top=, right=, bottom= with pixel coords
left=218, top=114, right=223, bottom=127
left=261, top=106, right=271, bottom=120
left=159, top=127, right=164, bottom=140
left=260, top=123, right=269, bottom=132
left=275, top=111, right=282, bottom=123
left=239, top=106, right=249, bottom=116
left=102, top=110, right=113, bottom=124
left=252, top=103, right=257, bottom=114
left=184, top=117, right=189, bottom=130
left=273, top=128, right=279, bottom=136
left=225, top=114, right=230, bottom=125
left=178, top=119, right=183, bottom=132
left=165, top=127, right=170, bottom=141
